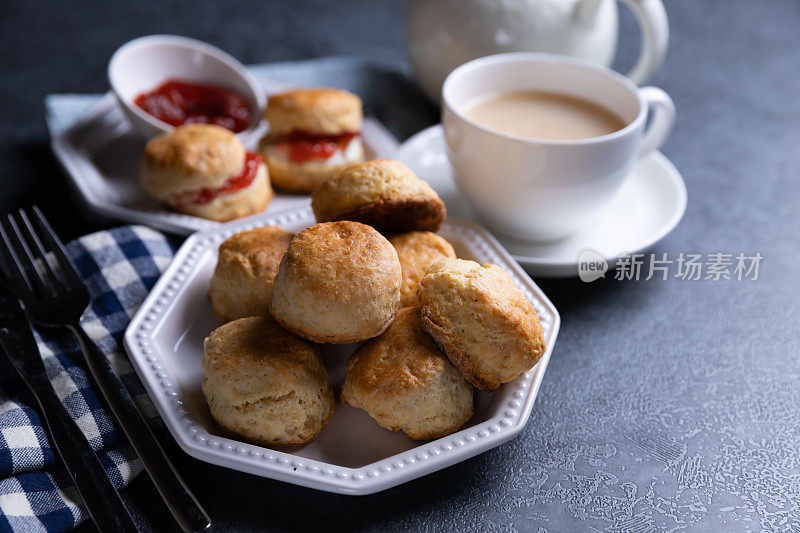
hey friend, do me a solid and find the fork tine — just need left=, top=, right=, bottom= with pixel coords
left=0, top=221, right=33, bottom=294
left=30, top=206, right=83, bottom=287
left=18, top=209, right=62, bottom=288
left=5, top=214, right=51, bottom=297
left=0, top=236, right=11, bottom=282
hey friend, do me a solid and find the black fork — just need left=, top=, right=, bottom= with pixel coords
left=0, top=207, right=210, bottom=533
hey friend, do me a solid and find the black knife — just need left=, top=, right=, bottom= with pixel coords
left=0, top=285, right=139, bottom=532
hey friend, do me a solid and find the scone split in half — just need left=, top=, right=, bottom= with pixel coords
left=341, top=307, right=474, bottom=440
left=201, top=316, right=336, bottom=446
left=140, top=124, right=273, bottom=221
left=418, top=258, right=546, bottom=392
left=259, top=88, right=365, bottom=193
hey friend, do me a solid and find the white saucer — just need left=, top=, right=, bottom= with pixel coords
left=397, top=125, right=687, bottom=278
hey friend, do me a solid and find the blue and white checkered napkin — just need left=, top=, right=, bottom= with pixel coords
left=0, top=225, right=174, bottom=533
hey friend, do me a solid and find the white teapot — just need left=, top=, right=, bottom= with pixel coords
left=401, top=0, right=668, bottom=102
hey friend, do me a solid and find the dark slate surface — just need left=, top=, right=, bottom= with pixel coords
left=2, top=1, right=800, bottom=531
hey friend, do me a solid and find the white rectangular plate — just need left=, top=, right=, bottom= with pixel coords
left=51, top=93, right=399, bottom=235
left=123, top=208, right=560, bottom=494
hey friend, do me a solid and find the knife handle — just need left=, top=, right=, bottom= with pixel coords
left=70, top=324, right=211, bottom=532
left=0, top=341, right=139, bottom=532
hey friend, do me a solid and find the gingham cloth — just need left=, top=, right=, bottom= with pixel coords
left=0, top=225, right=175, bottom=532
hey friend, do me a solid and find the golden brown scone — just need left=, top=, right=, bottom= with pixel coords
left=342, top=307, right=474, bottom=440
left=311, top=159, right=446, bottom=233
left=264, top=88, right=363, bottom=136
left=259, top=137, right=365, bottom=193
left=418, top=258, right=546, bottom=392
left=201, top=316, right=336, bottom=446
left=140, top=124, right=272, bottom=221
left=208, top=226, right=294, bottom=323
left=389, top=231, right=457, bottom=307
left=270, top=221, right=402, bottom=344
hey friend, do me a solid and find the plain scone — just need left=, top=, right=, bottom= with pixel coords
left=311, top=159, right=446, bottom=233
left=201, top=316, right=336, bottom=446
left=140, top=124, right=272, bottom=221
left=418, top=258, right=546, bottom=392
left=270, top=221, right=402, bottom=344
left=389, top=231, right=457, bottom=307
left=341, top=307, right=474, bottom=440
left=208, top=226, right=294, bottom=323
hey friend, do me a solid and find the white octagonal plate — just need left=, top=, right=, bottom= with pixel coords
left=124, top=208, right=560, bottom=494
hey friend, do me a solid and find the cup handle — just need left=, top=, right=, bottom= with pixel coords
left=617, top=0, right=669, bottom=85
left=639, top=86, right=675, bottom=155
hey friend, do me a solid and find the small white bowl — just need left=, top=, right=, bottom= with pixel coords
left=108, top=35, right=265, bottom=145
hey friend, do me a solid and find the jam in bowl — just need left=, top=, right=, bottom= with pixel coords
left=134, top=79, right=252, bottom=133
left=109, top=35, right=265, bottom=143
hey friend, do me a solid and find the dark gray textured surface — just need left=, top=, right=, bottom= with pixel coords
left=2, top=1, right=800, bottom=531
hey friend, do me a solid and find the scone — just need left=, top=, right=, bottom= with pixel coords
left=311, top=159, right=446, bottom=233
left=141, top=124, right=273, bottom=221
left=208, top=226, right=294, bottom=323
left=201, top=316, right=336, bottom=446
left=259, top=88, right=365, bottom=193
left=418, top=258, right=546, bottom=392
left=270, top=221, right=402, bottom=344
left=389, top=231, right=457, bottom=307
left=341, top=307, right=474, bottom=440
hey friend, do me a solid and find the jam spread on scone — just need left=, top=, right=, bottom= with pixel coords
left=135, top=79, right=251, bottom=133
left=272, top=131, right=360, bottom=163
left=174, top=152, right=263, bottom=207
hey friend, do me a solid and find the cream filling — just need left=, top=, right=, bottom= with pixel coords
left=266, top=136, right=364, bottom=166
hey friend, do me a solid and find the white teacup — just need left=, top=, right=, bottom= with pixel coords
left=442, top=53, right=675, bottom=242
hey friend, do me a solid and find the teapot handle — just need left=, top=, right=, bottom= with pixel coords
left=618, top=0, right=669, bottom=85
